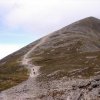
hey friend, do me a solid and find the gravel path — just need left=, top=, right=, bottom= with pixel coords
left=22, top=35, right=49, bottom=78
left=0, top=35, right=49, bottom=100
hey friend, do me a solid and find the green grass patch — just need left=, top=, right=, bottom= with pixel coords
left=0, top=54, right=28, bottom=91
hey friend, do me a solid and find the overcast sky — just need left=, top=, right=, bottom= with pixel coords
left=0, top=0, right=100, bottom=59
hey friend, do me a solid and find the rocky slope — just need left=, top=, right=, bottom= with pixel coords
left=0, top=17, right=100, bottom=100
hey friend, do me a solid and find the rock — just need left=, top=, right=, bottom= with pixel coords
left=94, top=75, right=100, bottom=81
left=91, top=82, right=99, bottom=88
left=78, top=81, right=91, bottom=89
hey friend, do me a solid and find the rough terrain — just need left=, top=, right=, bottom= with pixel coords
left=0, top=17, right=100, bottom=100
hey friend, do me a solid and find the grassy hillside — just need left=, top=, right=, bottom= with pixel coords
left=0, top=17, right=100, bottom=92
left=31, top=47, right=100, bottom=81
left=0, top=54, right=28, bottom=91
left=0, top=39, right=40, bottom=91
left=29, top=17, right=100, bottom=82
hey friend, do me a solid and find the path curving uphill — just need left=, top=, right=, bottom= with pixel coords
left=22, top=36, right=48, bottom=66
left=21, top=35, right=49, bottom=78
left=0, top=35, right=49, bottom=100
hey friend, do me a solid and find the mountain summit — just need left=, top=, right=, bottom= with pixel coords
left=0, top=17, right=100, bottom=100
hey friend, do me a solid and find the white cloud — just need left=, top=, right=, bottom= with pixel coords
left=0, top=44, right=23, bottom=59
left=1, top=0, right=100, bottom=34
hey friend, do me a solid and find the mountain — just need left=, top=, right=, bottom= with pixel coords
left=0, top=17, right=100, bottom=100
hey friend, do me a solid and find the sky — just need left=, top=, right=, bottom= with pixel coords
left=0, top=0, right=100, bottom=59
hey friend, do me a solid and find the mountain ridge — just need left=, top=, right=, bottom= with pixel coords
left=0, top=16, right=100, bottom=100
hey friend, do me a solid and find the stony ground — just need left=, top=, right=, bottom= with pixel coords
left=0, top=75, right=100, bottom=100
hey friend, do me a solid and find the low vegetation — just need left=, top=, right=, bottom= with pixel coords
left=31, top=45, right=100, bottom=81
left=0, top=53, right=28, bottom=91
